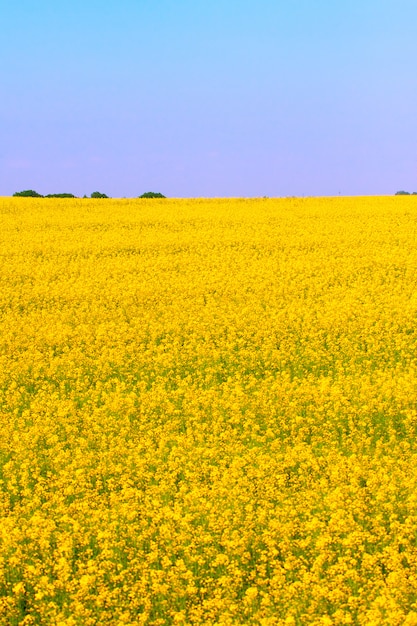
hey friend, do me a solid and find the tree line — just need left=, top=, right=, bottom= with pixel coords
left=12, top=190, right=166, bottom=199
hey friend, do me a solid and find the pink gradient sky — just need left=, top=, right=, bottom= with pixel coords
left=1, top=0, right=416, bottom=197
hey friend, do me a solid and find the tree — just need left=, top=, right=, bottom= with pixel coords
left=13, top=189, right=43, bottom=197
left=90, top=191, right=109, bottom=198
left=395, top=191, right=411, bottom=195
left=45, top=193, right=76, bottom=198
left=138, top=192, right=166, bottom=198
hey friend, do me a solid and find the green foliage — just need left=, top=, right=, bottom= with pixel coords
left=395, top=191, right=411, bottom=195
left=44, top=193, right=76, bottom=198
left=90, top=192, right=109, bottom=198
left=13, top=190, right=43, bottom=197
left=138, top=192, right=166, bottom=198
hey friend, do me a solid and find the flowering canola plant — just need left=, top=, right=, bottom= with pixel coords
left=1, top=196, right=417, bottom=625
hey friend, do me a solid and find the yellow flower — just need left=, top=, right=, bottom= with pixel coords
left=2, top=195, right=417, bottom=623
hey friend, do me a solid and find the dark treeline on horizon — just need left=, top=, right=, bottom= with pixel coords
left=12, top=190, right=166, bottom=199
left=10, top=189, right=416, bottom=199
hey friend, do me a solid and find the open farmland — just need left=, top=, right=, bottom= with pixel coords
left=2, top=196, right=417, bottom=625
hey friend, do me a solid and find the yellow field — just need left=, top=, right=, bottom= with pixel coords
left=1, top=196, right=417, bottom=625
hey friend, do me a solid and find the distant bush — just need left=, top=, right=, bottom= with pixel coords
left=90, top=191, right=109, bottom=199
left=395, top=191, right=411, bottom=195
left=138, top=192, right=166, bottom=198
left=13, top=190, right=43, bottom=197
left=45, top=193, right=76, bottom=198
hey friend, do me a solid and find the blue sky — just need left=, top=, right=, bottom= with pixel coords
left=1, top=0, right=416, bottom=197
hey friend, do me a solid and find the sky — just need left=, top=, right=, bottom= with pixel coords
left=1, top=0, right=416, bottom=198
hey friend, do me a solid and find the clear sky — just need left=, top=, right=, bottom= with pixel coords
left=1, top=0, right=416, bottom=198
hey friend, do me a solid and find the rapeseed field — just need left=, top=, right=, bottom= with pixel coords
left=1, top=195, right=417, bottom=625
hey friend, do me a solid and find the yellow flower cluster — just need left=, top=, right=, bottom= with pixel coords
left=1, top=195, right=417, bottom=624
